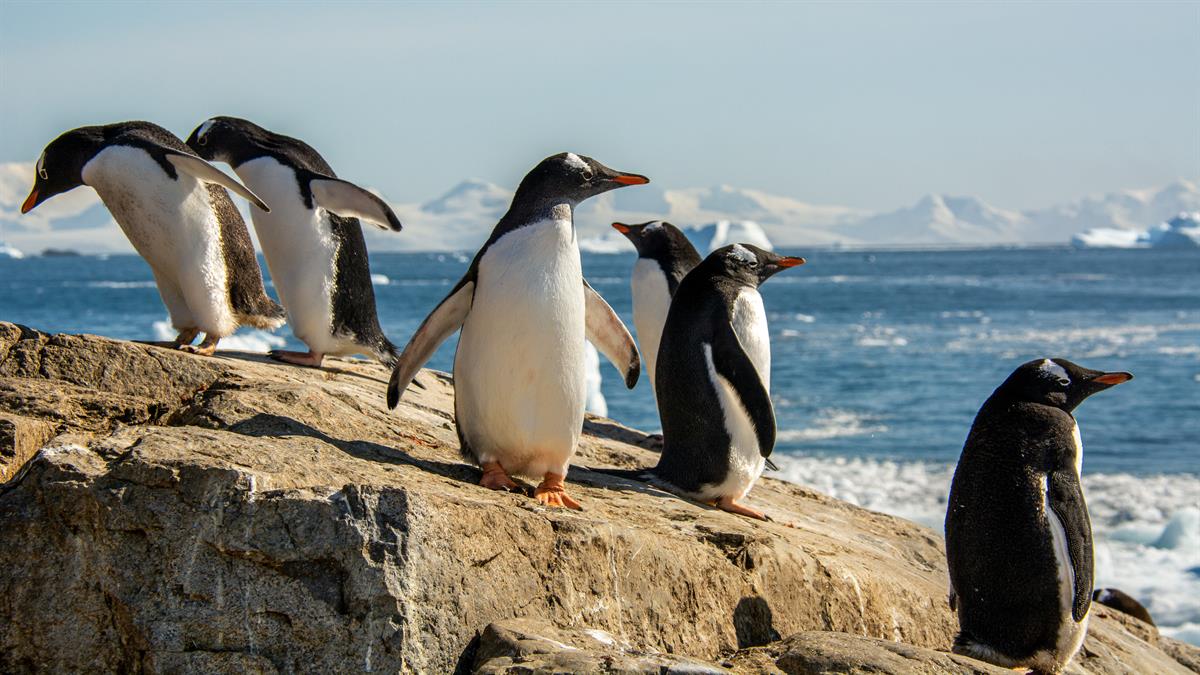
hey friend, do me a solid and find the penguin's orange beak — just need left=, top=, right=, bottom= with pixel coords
left=612, top=222, right=631, bottom=233
left=612, top=174, right=649, bottom=186
left=1092, top=372, right=1132, bottom=385
left=20, top=187, right=39, bottom=214
left=776, top=256, right=806, bottom=268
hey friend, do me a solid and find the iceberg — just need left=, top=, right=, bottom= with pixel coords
left=1072, top=212, right=1200, bottom=249
left=683, top=220, right=773, bottom=254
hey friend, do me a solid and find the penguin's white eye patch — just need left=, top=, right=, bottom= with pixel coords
left=644, top=221, right=663, bottom=232
left=36, top=153, right=47, bottom=180
left=1039, top=359, right=1070, bottom=386
left=729, top=244, right=756, bottom=264
left=196, top=118, right=216, bottom=145
left=563, top=152, right=588, bottom=172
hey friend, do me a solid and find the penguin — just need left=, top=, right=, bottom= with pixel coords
left=945, top=358, right=1132, bottom=674
left=651, top=244, right=805, bottom=520
left=185, top=117, right=403, bottom=368
left=386, top=152, right=646, bottom=509
left=611, top=221, right=701, bottom=395
left=1092, top=588, right=1156, bottom=627
left=21, top=121, right=283, bottom=354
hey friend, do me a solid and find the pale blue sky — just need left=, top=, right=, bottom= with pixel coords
left=1, top=1, right=1196, bottom=211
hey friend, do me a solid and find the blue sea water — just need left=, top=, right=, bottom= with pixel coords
left=2, top=247, right=1198, bottom=641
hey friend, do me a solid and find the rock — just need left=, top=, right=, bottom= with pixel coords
left=472, top=618, right=729, bottom=673
left=0, top=322, right=1194, bottom=674
left=731, top=631, right=1012, bottom=674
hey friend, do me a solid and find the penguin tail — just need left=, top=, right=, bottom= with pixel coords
left=378, top=337, right=400, bottom=369
left=238, top=298, right=287, bottom=330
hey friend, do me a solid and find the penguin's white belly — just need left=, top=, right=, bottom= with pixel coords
left=1035, top=474, right=1089, bottom=671
left=631, top=258, right=671, bottom=394
left=698, top=290, right=772, bottom=500
left=455, top=219, right=586, bottom=478
left=83, top=146, right=234, bottom=335
left=235, top=158, right=345, bottom=354
left=732, top=290, right=770, bottom=390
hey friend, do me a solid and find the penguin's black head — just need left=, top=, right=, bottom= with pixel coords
left=185, top=116, right=264, bottom=165
left=1000, top=358, right=1132, bottom=412
left=708, top=243, right=805, bottom=287
left=612, top=220, right=692, bottom=258
left=20, top=126, right=106, bottom=214
left=514, top=152, right=649, bottom=207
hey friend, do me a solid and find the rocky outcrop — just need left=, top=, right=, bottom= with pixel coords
left=0, top=322, right=1195, bottom=673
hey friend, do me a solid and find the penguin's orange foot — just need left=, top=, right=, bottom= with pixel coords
left=717, top=496, right=769, bottom=521
left=479, top=462, right=521, bottom=492
left=270, top=349, right=325, bottom=367
left=180, top=334, right=219, bottom=356
left=534, top=473, right=582, bottom=510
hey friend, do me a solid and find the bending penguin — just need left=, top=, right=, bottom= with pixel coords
left=651, top=244, right=805, bottom=520
left=21, top=121, right=283, bottom=354
left=186, top=117, right=403, bottom=367
left=946, top=358, right=1132, bottom=674
left=611, top=221, right=701, bottom=396
left=387, top=153, right=645, bottom=509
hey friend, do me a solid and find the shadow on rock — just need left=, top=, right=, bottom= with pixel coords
left=734, top=596, right=780, bottom=649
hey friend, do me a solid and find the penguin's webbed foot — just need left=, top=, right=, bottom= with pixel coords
left=717, top=496, right=770, bottom=521
left=479, top=462, right=522, bottom=492
left=180, top=334, right=219, bottom=356
left=269, top=349, right=325, bottom=368
left=535, top=473, right=582, bottom=510
left=172, top=327, right=200, bottom=348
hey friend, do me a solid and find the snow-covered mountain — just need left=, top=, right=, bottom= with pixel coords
left=1, top=160, right=1196, bottom=254
left=841, top=194, right=1029, bottom=246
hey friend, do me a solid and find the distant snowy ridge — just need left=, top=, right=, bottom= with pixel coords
left=1073, top=212, right=1200, bottom=249
left=1, top=160, right=1196, bottom=252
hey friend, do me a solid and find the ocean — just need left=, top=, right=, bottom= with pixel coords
left=2, top=247, right=1197, bottom=643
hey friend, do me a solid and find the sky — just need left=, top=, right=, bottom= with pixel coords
left=1, top=1, right=1197, bottom=212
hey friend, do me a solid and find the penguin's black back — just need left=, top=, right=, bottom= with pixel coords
left=652, top=267, right=755, bottom=493
left=946, top=397, right=1090, bottom=661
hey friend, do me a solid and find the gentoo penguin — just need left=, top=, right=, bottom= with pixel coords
left=387, top=152, right=646, bottom=509
left=1092, top=588, right=1156, bottom=626
left=651, top=244, right=805, bottom=520
left=186, top=117, right=402, bottom=368
left=21, top=121, right=283, bottom=354
left=946, top=358, right=1132, bottom=674
left=611, top=221, right=701, bottom=395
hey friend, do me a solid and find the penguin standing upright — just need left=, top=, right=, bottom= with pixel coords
left=652, top=244, right=805, bottom=520
left=946, top=358, right=1132, bottom=674
left=21, top=121, right=283, bottom=354
left=611, top=221, right=701, bottom=395
left=387, top=153, right=645, bottom=509
left=186, top=117, right=403, bottom=367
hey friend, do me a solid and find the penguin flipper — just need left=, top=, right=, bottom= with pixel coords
left=310, top=176, right=403, bottom=231
left=163, top=151, right=271, bottom=212
left=1048, top=469, right=1094, bottom=622
left=582, top=279, right=640, bottom=389
left=387, top=278, right=475, bottom=408
left=712, top=328, right=776, bottom=457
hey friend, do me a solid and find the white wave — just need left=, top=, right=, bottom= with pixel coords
left=778, top=409, right=888, bottom=442
left=854, top=326, right=908, bottom=348
left=87, top=280, right=157, bottom=289
left=769, top=454, right=1200, bottom=641
left=583, top=342, right=606, bottom=417
left=370, top=273, right=390, bottom=286
left=152, top=319, right=286, bottom=353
